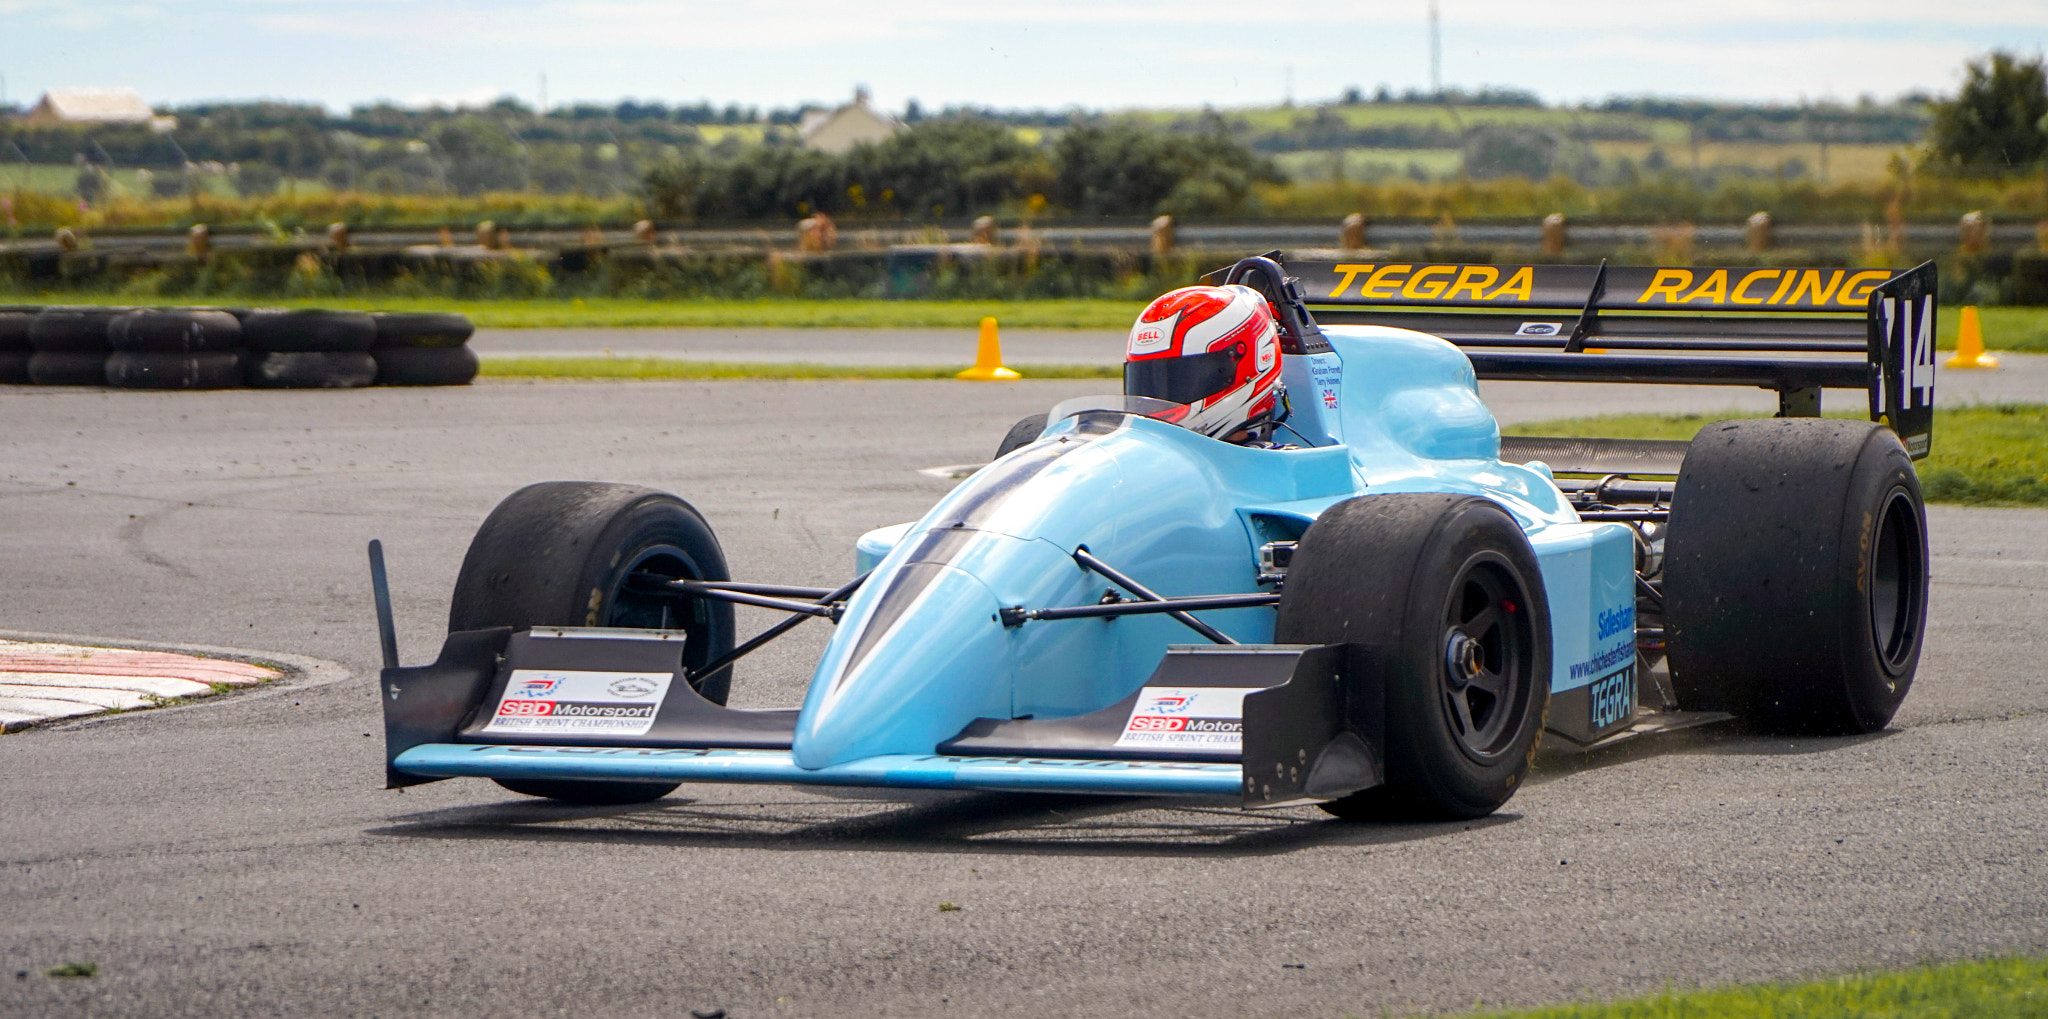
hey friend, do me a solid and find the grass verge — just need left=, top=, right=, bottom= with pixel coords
left=1449, top=954, right=2048, bottom=1019
left=10, top=292, right=2045, bottom=345
left=0, top=293, right=1147, bottom=330
left=1504, top=404, right=2048, bottom=506
left=481, top=358, right=1119, bottom=380
left=1942, top=306, right=2048, bottom=352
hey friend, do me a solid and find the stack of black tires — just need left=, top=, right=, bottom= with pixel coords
left=111, top=308, right=245, bottom=388
left=0, top=306, right=34, bottom=384
left=368, top=312, right=479, bottom=386
left=26, top=306, right=135, bottom=385
left=0, top=306, right=478, bottom=389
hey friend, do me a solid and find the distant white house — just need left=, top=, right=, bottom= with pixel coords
left=21, top=88, right=172, bottom=130
left=799, top=87, right=904, bottom=155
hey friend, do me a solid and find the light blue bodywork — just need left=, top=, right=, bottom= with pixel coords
left=398, top=324, right=1637, bottom=796
left=816, top=325, right=1633, bottom=768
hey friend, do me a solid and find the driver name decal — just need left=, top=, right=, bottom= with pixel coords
left=1114, top=686, right=1247, bottom=751
left=483, top=669, right=673, bottom=737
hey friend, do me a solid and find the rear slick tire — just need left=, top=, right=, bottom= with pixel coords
left=450, top=482, right=737, bottom=807
left=1275, top=494, right=1550, bottom=821
left=1663, top=418, right=1927, bottom=735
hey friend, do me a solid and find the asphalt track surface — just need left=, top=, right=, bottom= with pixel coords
left=1, top=365, right=2044, bottom=1017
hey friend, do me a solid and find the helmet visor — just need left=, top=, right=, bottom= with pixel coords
left=1123, top=348, right=1242, bottom=406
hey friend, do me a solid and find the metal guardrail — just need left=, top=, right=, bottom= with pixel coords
left=1, top=221, right=2040, bottom=256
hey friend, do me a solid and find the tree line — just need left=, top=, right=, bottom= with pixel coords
left=643, top=119, right=1283, bottom=222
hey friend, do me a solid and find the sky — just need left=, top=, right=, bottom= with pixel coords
left=2, top=0, right=2045, bottom=114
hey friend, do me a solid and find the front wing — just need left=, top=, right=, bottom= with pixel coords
left=382, top=628, right=1384, bottom=809
left=394, top=744, right=1247, bottom=797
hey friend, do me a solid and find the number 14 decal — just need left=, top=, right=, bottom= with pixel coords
left=1885, top=295, right=1936, bottom=410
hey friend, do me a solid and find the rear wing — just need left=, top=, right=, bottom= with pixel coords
left=1207, top=256, right=1938, bottom=460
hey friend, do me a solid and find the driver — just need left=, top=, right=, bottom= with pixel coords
left=1123, top=284, right=1287, bottom=445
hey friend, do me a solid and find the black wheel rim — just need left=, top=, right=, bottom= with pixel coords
left=1867, top=487, right=1925, bottom=677
left=613, top=545, right=717, bottom=679
left=1439, top=558, right=1536, bottom=762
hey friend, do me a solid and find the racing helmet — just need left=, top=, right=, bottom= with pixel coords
left=1123, top=284, right=1284, bottom=439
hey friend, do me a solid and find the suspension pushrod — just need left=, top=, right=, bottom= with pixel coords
left=671, top=587, right=837, bottom=617
left=672, top=580, right=837, bottom=599
left=688, top=571, right=872, bottom=685
left=690, top=611, right=812, bottom=685
left=1003, top=592, right=1281, bottom=626
left=1071, top=548, right=1237, bottom=644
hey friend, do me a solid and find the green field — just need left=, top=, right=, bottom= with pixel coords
left=1505, top=404, right=2048, bottom=506
left=1126, top=101, right=1913, bottom=184
left=1443, top=954, right=2048, bottom=1019
left=1, top=163, right=263, bottom=201
left=1273, top=147, right=1464, bottom=183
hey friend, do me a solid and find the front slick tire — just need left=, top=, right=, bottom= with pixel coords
left=1663, top=418, right=1928, bottom=735
left=450, top=481, right=736, bottom=806
left=1276, top=495, right=1550, bottom=821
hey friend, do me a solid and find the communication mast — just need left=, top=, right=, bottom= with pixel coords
left=1429, top=1, right=1442, bottom=95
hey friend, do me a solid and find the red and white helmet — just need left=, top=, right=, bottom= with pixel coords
left=1124, top=284, right=1283, bottom=439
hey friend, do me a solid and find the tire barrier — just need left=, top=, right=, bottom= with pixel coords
left=107, top=351, right=245, bottom=390
left=247, top=351, right=379, bottom=389
left=29, top=306, right=130, bottom=353
left=373, top=346, right=479, bottom=386
left=3, top=306, right=475, bottom=389
left=242, top=309, right=377, bottom=353
left=109, top=309, right=242, bottom=354
left=0, top=312, right=30, bottom=384
left=371, top=312, right=474, bottom=349
left=27, top=351, right=112, bottom=385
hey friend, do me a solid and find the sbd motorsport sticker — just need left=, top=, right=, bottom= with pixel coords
left=482, top=669, right=673, bottom=737
left=1113, top=686, right=1246, bottom=751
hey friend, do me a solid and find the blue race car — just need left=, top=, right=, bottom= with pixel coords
left=375, top=254, right=1937, bottom=819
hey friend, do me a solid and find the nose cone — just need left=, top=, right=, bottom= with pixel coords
left=792, top=562, right=1014, bottom=770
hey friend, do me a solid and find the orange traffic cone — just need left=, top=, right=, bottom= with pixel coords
left=956, top=317, right=1021, bottom=380
left=1947, top=306, right=1999, bottom=369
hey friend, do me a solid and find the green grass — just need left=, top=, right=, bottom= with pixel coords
left=1445, top=955, right=2048, bottom=1019
left=1273, top=147, right=1465, bottom=183
left=1505, top=404, right=2048, bottom=506
left=480, top=357, right=1118, bottom=380
left=7, top=291, right=2043, bottom=343
left=0, top=293, right=1147, bottom=330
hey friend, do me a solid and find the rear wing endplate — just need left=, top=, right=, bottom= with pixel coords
left=1212, top=257, right=1938, bottom=459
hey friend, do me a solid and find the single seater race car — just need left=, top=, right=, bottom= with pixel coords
left=373, top=254, right=1937, bottom=820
